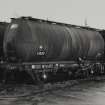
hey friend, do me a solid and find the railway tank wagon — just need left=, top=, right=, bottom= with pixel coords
left=2, top=17, right=105, bottom=83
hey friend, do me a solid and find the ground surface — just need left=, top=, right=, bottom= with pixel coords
left=0, top=80, right=105, bottom=105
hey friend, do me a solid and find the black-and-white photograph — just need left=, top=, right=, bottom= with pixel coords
left=0, top=0, right=105, bottom=105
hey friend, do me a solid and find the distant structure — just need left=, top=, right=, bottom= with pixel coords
left=84, top=18, right=88, bottom=27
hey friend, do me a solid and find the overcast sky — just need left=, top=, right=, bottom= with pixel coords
left=0, top=0, right=105, bottom=29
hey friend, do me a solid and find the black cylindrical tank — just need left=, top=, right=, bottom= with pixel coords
left=0, top=22, right=8, bottom=58
left=3, top=17, right=104, bottom=62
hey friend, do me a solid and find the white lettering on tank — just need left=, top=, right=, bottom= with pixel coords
left=39, top=45, right=43, bottom=49
left=37, top=52, right=45, bottom=55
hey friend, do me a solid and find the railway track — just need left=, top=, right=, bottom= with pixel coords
left=0, top=75, right=104, bottom=99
